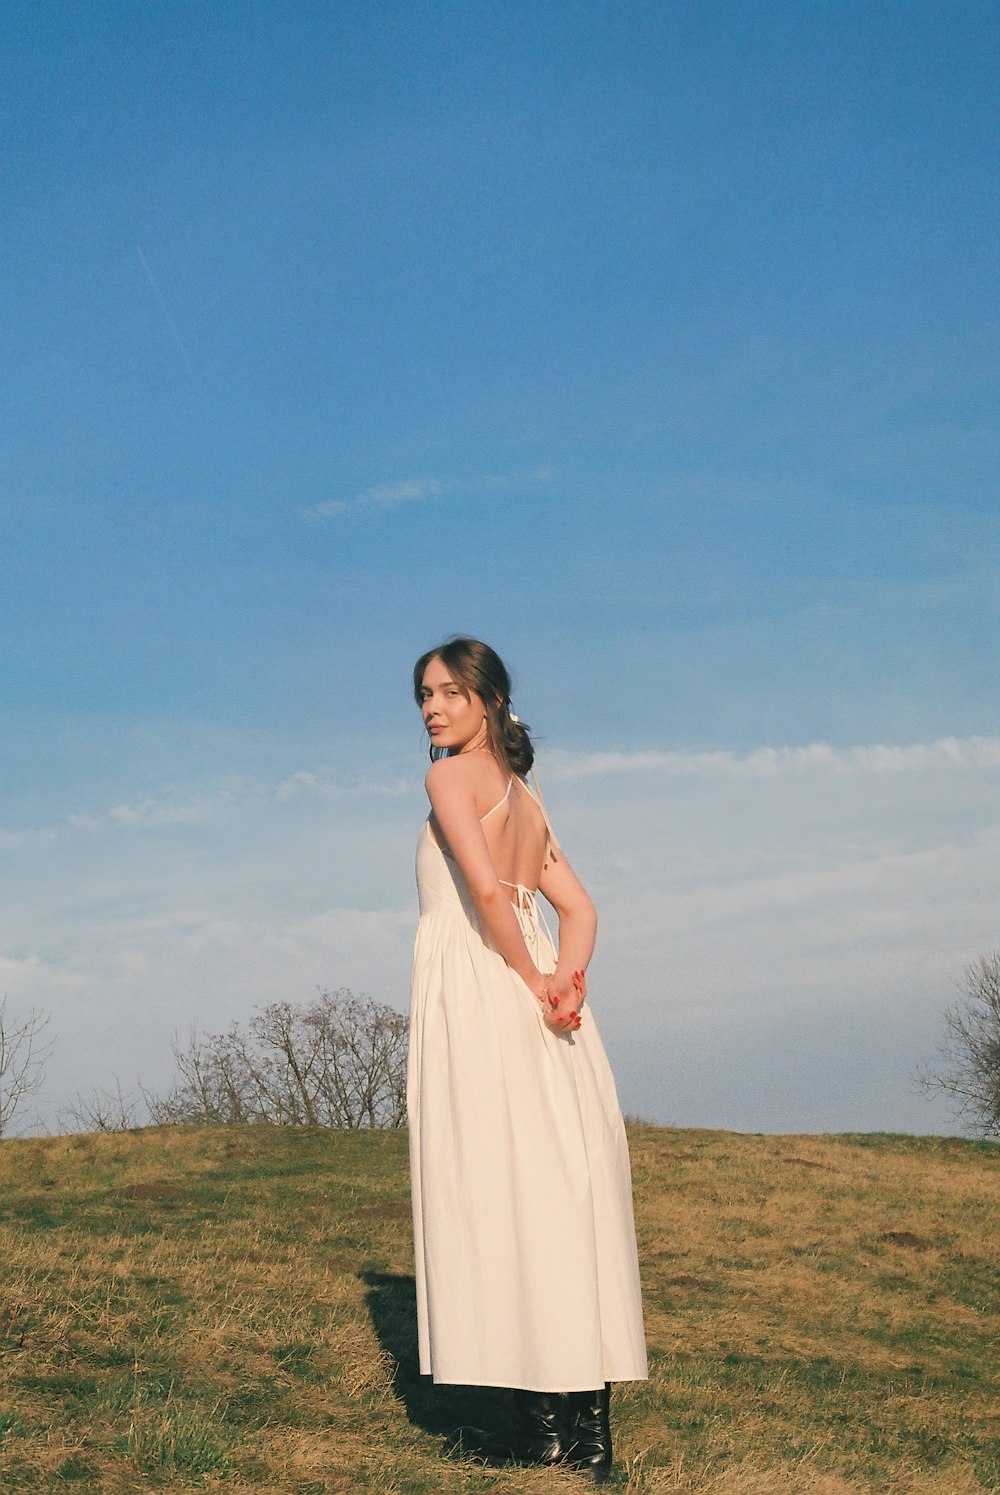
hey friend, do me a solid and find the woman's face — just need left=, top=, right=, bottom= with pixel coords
left=419, top=656, right=487, bottom=754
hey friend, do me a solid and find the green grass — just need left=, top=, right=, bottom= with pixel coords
left=0, top=1123, right=996, bottom=1492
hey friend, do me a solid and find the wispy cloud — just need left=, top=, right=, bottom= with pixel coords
left=549, top=734, right=1000, bottom=781
left=22, top=734, right=998, bottom=845
left=302, top=478, right=448, bottom=520
left=66, top=780, right=266, bottom=832
left=0, top=826, right=57, bottom=850
left=136, top=243, right=196, bottom=375
left=59, top=769, right=410, bottom=835
left=300, top=467, right=555, bottom=521
left=275, top=770, right=410, bottom=802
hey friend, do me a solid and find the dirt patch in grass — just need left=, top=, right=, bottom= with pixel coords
left=880, top=1230, right=932, bottom=1250
left=117, top=1182, right=190, bottom=1201
left=360, top=1198, right=411, bottom=1219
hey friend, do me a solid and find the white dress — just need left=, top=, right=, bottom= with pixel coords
left=407, top=778, right=648, bottom=1391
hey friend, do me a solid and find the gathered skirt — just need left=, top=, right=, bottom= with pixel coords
left=407, top=821, right=647, bottom=1390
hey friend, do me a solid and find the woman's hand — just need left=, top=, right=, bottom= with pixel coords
left=542, top=968, right=586, bottom=1034
left=526, top=969, right=550, bottom=1005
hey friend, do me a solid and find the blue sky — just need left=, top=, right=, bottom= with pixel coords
left=2, top=1, right=997, bottom=1134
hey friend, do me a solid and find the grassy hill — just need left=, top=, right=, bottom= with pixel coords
left=0, top=1124, right=996, bottom=1492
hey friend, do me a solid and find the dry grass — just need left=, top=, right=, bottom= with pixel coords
left=0, top=1124, right=996, bottom=1491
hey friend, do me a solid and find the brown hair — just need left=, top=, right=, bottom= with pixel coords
left=413, top=637, right=535, bottom=775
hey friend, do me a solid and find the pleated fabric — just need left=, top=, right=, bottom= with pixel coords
left=407, top=817, right=647, bottom=1391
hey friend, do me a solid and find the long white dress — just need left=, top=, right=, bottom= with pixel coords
left=407, top=779, right=647, bottom=1391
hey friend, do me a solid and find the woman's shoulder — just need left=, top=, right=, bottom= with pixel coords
left=425, top=753, right=477, bottom=795
left=425, top=753, right=505, bottom=807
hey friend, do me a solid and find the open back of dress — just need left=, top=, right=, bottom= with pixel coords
left=407, top=785, right=648, bottom=1391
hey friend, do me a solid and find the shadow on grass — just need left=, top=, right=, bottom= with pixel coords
left=361, top=1271, right=520, bottom=1465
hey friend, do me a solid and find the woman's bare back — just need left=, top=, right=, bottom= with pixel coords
left=426, top=752, right=552, bottom=900
left=479, top=773, right=550, bottom=896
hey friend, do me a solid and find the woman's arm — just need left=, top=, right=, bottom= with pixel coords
left=538, top=850, right=597, bottom=1023
left=425, top=758, right=548, bottom=1001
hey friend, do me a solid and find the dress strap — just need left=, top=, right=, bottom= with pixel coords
left=480, top=776, right=514, bottom=823
left=497, top=877, right=557, bottom=947
left=523, top=769, right=562, bottom=856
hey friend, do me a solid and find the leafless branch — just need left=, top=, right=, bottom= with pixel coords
left=60, top=1078, right=142, bottom=1133
left=0, top=998, right=53, bottom=1138
left=917, top=950, right=1000, bottom=1139
left=144, top=990, right=408, bottom=1129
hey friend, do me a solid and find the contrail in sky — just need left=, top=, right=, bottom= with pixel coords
left=136, top=243, right=196, bottom=373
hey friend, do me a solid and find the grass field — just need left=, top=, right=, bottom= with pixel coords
left=0, top=1123, right=996, bottom=1492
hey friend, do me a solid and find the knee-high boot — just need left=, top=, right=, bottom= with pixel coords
left=567, top=1382, right=613, bottom=1481
left=511, top=1389, right=573, bottom=1465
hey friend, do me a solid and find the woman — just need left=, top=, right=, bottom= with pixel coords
left=407, top=637, right=647, bottom=1480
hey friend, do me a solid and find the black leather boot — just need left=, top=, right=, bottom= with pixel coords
left=567, top=1382, right=612, bottom=1481
left=511, top=1389, right=572, bottom=1465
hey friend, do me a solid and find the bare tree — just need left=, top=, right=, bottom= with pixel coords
left=918, top=950, right=1000, bottom=1139
left=0, top=998, right=53, bottom=1138
left=145, top=1025, right=257, bottom=1125
left=60, top=1079, right=142, bottom=1133
left=147, top=989, right=408, bottom=1129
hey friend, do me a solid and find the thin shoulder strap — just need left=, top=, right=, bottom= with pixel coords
left=480, top=776, right=515, bottom=823
left=525, top=768, right=562, bottom=856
